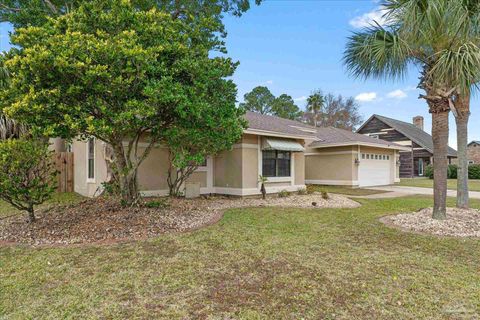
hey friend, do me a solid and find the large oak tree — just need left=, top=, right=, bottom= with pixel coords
left=2, top=0, right=245, bottom=204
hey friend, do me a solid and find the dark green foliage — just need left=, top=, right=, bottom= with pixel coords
left=0, top=0, right=261, bottom=29
left=144, top=199, right=168, bottom=209
left=425, top=164, right=478, bottom=180
left=0, top=139, right=57, bottom=222
left=448, top=164, right=458, bottom=179
left=469, top=164, right=480, bottom=179
left=3, top=0, right=245, bottom=203
left=240, top=86, right=301, bottom=120
left=425, top=164, right=434, bottom=179
left=239, top=86, right=275, bottom=115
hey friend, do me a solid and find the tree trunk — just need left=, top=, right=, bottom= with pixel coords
left=111, top=142, right=139, bottom=205
left=27, top=207, right=36, bottom=223
left=454, top=93, right=470, bottom=209
left=431, top=109, right=450, bottom=219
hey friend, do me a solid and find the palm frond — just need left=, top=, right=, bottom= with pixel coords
left=430, top=41, right=480, bottom=94
left=343, top=25, right=412, bottom=81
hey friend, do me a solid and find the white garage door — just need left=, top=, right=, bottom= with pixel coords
left=358, top=153, right=392, bottom=187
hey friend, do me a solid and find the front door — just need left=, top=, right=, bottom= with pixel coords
left=418, top=158, right=424, bottom=176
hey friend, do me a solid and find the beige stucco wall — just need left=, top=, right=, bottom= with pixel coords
left=294, top=152, right=305, bottom=186
left=214, top=148, right=243, bottom=188
left=242, top=146, right=259, bottom=189
left=73, top=139, right=108, bottom=197
left=136, top=146, right=170, bottom=191
left=74, top=132, right=306, bottom=197
left=305, top=146, right=356, bottom=184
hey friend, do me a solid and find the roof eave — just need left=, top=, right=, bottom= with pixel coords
left=244, top=128, right=314, bottom=140
left=310, top=141, right=410, bottom=151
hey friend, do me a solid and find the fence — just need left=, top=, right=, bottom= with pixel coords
left=54, top=152, right=74, bottom=192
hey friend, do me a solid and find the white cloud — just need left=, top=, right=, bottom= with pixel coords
left=294, top=96, right=307, bottom=102
left=349, top=6, right=388, bottom=29
left=387, top=89, right=407, bottom=99
left=355, top=92, right=377, bottom=102
left=265, top=80, right=273, bottom=85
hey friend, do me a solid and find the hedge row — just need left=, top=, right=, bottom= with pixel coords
left=425, top=164, right=480, bottom=179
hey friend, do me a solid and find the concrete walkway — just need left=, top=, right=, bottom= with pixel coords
left=359, top=185, right=480, bottom=199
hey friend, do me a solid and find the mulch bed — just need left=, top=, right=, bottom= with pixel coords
left=380, top=207, right=480, bottom=238
left=0, top=193, right=359, bottom=246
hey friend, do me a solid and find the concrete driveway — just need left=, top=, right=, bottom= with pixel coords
left=364, top=185, right=480, bottom=199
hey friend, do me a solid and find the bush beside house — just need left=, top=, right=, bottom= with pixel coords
left=425, top=164, right=480, bottom=179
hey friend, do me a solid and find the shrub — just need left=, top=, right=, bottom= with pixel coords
left=145, top=199, right=168, bottom=209
left=278, top=189, right=290, bottom=198
left=0, top=139, right=57, bottom=222
left=297, top=187, right=308, bottom=195
left=469, top=164, right=480, bottom=179
left=447, top=164, right=458, bottom=179
left=321, top=191, right=329, bottom=200
left=424, top=164, right=458, bottom=179
left=425, top=165, right=434, bottom=179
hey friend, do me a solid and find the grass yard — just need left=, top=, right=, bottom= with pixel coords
left=397, top=178, right=480, bottom=192
left=307, top=184, right=387, bottom=196
left=2, top=196, right=480, bottom=319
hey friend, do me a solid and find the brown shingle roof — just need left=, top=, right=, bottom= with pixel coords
left=309, top=127, right=403, bottom=148
left=244, top=111, right=406, bottom=149
left=244, top=111, right=316, bottom=137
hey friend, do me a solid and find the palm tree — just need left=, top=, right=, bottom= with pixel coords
left=344, top=0, right=480, bottom=219
left=306, top=89, right=325, bottom=127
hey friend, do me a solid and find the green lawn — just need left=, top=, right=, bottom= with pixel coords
left=2, top=196, right=480, bottom=318
left=397, top=178, right=480, bottom=192
left=307, top=184, right=387, bottom=196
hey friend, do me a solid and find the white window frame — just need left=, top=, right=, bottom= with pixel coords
left=469, top=160, right=475, bottom=165
left=257, top=136, right=294, bottom=184
left=418, top=158, right=424, bottom=176
left=86, top=138, right=96, bottom=183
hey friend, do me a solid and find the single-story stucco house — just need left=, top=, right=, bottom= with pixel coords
left=72, top=111, right=408, bottom=197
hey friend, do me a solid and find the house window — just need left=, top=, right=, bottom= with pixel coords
left=469, top=160, right=475, bottom=164
left=262, top=150, right=291, bottom=177
left=87, top=138, right=95, bottom=181
left=362, top=154, right=365, bottom=159
left=387, top=155, right=390, bottom=160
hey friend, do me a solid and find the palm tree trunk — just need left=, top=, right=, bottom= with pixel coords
left=454, top=93, right=470, bottom=209
left=431, top=108, right=449, bottom=219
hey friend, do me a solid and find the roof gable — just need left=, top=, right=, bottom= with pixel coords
left=358, top=114, right=457, bottom=157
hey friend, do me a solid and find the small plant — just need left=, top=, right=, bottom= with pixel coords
left=258, top=175, right=268, bottom=200
left=145, top=199, right=168, bottom=209
left=306, top=185, right=315, bottom=194
left=0, top=139, right=57, bottom=223
left=321, top=191, right=329, bottom=200
left=278, top=189, right=290, bottom=198
left=297, top=187, right=308, bottom=195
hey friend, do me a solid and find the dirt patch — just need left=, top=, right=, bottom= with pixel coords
left=0, top=193, right=359, bottom=246
left=380, top=207, right=480, bottom=238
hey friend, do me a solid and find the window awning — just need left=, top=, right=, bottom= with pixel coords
left=262, top=138, right=305, bottom=152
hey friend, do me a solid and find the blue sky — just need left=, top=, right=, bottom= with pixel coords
left=221, top=0, right=480, bottom=148
left=1, top=0, right=478, bottom=148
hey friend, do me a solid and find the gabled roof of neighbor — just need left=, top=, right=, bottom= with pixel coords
left=468, top=141, right=480, bottom=146
left=244, top=111, right=407, bottom=150
left=358, top=114, right=458, bottom=157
